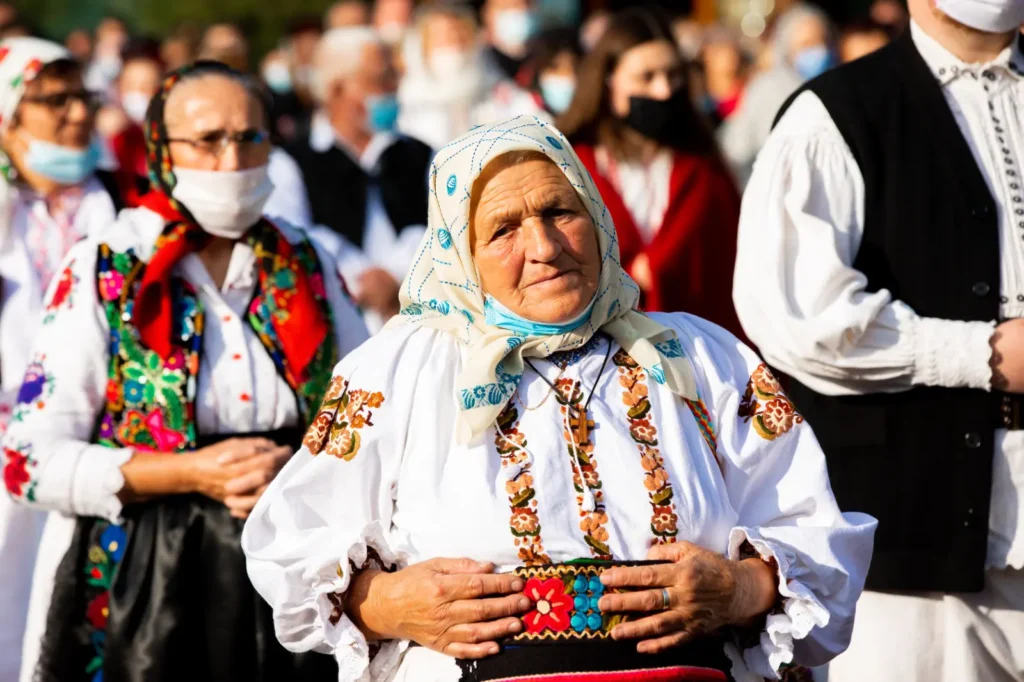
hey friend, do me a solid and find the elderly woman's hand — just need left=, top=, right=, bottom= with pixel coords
left=597, top=542, right=778, bottom=653
left=346, top=558, right=532, bottom=659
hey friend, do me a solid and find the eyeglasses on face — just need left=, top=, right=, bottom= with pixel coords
left=166, top=128, right=271, bottom=157
left=20, top=89, right=103, bottom=114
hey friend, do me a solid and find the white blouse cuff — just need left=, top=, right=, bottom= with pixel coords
left=311, top=521, right=407, bottom=681
left=909, top=316, right=994, bottom=391
left=728, top=528, right=830, bottom=680
left=64, top=444, right=133, bottom=522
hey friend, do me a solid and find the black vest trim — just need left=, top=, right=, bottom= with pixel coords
left=775, top=30, right=1000, bottom=592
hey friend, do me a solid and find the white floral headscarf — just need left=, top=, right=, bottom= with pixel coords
left=387, top=115, right=697, bottom=443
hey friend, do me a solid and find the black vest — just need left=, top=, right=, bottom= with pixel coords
left=287, top=130, right=432, bottom=249
left=775, top=31, right=1001, bottom=592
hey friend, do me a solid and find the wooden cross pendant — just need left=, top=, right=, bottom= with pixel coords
left=568, top=405, right=596, bottom=445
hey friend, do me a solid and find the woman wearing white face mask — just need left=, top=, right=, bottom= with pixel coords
left=397, top=4, right=548, bottom=150
left=5, top=60, right=368, bottom=682
left=108, top=39, right=164, bottom=206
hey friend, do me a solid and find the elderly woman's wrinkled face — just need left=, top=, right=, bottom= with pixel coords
left=471, top=155, right=601, bottom=324
left=165, top=75, right=270, bottom=172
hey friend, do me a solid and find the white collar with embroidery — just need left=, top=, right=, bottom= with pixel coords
left=911, top=19, right=1024, bottom=86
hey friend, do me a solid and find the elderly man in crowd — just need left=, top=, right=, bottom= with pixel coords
left=287, top=26, right=431, bottom=331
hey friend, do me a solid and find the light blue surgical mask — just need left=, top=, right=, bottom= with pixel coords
left=262, top=62, right=293, bottom=95
left=539, top=75, right=576, bottom=114
left=495, top=9, right=539, bottom=52
left=366, top=93, right=399, bottom=133
left=22, top=134, right=100, bottom=185
left=793, top=45, right=836, bottom=81
left=484, top=294, right=595, bottom=337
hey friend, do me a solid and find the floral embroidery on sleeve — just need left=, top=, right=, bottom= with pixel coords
left=554, top=378, right=611, bottom=560
left=614, top=349, right=679, bottom=545
left=4, top=443, right=36, bottom=500
left=496, top=402, right=550, bottom=566
left=738, top=364, right=804, bottom=440
left=43, top=260, right=79, bottom=324
left=302, top=375, right=384, bottom=461
left=12, top=355, right=54, bottom=422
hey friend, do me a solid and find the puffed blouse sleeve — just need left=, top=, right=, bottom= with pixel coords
left=663, top=313, right=877, bottom=680
left=242, top=324, right=437, bottom=681
left=2, top=239, right=132, bottom=520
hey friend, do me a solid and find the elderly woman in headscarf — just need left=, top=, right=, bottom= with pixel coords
left=4, top=60, right=367, bottom=681
left=718, top=3, right=834, bottom=187
left=242, top=116, right=876, bottom=682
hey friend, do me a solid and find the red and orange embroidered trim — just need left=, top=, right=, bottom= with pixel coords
left=738, top=364, right=803, bottom=441
left=303, top=375, right=384, bottom=460
left=684, top=398, right=722, bottom=473
left=554, top=378, right=611, bottom=559
left=613, top=349, right=679, bottom=545
left=496, top=403, right=551, bottom=566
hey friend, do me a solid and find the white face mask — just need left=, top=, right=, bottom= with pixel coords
left=428, top=48, right=470, bottom=77
left=170, top=165, right=274, bottom=238
left=121, top=91, right=151, bottom=124
left=379, top=22, right=406, bottom=45
left=935, top=0, right=1024, bottom=32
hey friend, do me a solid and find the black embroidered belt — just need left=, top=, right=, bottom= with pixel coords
left=455, top=560, right=734, bottom=682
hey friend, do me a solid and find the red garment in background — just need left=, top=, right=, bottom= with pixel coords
left=109, top=122, right=148, bottom=207
left=574, top=144, right=745, bottom=341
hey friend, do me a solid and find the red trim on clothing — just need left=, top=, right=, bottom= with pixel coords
left=573, top=143, right=746, bottom=342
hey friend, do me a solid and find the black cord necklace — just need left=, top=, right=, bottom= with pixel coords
left=523, top=337, right=613, bottom=446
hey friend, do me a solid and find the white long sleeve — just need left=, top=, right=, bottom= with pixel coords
left=732, top=91, right=994, bottom=397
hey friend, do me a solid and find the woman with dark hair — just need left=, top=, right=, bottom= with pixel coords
left=526, top=28, right=583, bottom=115
left=557, top=8, right=744, bottom=339
left=5, top=60, right=367, bottom=681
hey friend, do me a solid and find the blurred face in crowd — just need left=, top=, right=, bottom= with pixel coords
left=423, top=12, right=477, bottom=76
left=608, top=39, right=685, bottom=119
left=1, top=63, right=97, bottom=191
left=199, top=24, right=249, bottom=72
left=118, top=58, right=161, bottom=114
left=538, top=49, right=579, bottom=113
left=94, top=17, right=127, bottom=59
left=785, top=14, right=830, bottom=64
left=326, top=1, right=370, bottom=29
left=703, top=38, right=742, bottom=81
left=161, top=36, right=193, bottom=72
left=374, top=0, right=414, bottom=43
left=471, top=154, right=601, bottom=324
left=483, top=0, right=538, bottom=57
left=839, top=28, right=889, bottom=63
left=327, top=41, right=398, bottom=136
left=65, top=29, right=93, bottom=62
left=164, top=75, right=270, bottom=172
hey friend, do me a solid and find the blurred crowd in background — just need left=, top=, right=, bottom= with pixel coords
left=0, top=0, right=908, bottom=330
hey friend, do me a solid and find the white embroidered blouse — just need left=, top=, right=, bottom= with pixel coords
left=2, top=205, right=369, bottom=681
left=242, top=313, right=876, bottom=682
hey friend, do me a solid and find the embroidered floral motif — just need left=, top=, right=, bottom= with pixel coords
left=554, top=378, right=610, bottom=559
left=83, top=523, right=126, bottom=680
left=738, top=364, right=803, bottom=441
left=14, top=355, right=54, bottom=413
left=43, top=261, right=78, bottom=323
left=613, top=349, right=679, bottom=545
left=496, top=403, right=550, bottom=566
left=523, top=577, right=574, bottom=634
left=3, top=444, right=36, bottom=500
left=304, top=375, right=384, bottom=460
left=511, top=563, right=631, bottom=643
left=460, top=362, right=521, bottom=410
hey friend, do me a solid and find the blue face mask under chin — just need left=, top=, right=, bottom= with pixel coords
left=484, top=295, right=596, bottom=337
left=22, top=134, right=100, bottom=185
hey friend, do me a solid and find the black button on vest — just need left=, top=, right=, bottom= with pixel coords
left=775, top=30, right=1001, bottom=593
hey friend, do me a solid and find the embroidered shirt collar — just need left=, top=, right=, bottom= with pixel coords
left=912, top=20, right=1024, bottom=86
left=309, top=110, right=397, bottom=172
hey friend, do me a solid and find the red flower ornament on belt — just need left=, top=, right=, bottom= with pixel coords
left=524, top=576, right=574, bottom=634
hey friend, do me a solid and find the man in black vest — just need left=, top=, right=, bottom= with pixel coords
left=733, top=0, right=1024, bottom=679
left=287, top=26, right=431, bottom=330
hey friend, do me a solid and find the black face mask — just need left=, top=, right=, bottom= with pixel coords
left=622, top=89, right=688, bottom=145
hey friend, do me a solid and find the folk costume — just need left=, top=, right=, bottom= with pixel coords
left=243, top=117, right=876, bottom=682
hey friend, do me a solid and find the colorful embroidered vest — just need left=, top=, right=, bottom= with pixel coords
left=79, top=233, right=338, bottom=680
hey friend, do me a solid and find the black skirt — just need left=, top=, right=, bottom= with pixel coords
left=35, top=429, right=336, bottom=682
